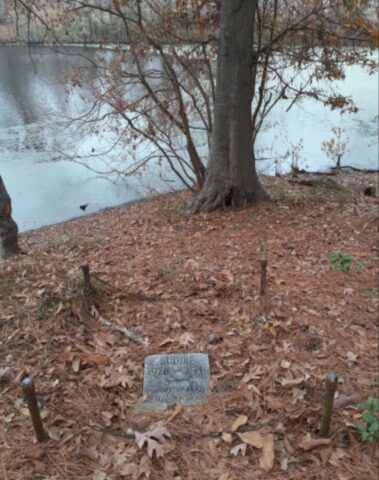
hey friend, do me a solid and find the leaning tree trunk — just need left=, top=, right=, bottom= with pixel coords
left=187, top=0, right=268, bottom=212
left=0, top=176, right=19, bottom=259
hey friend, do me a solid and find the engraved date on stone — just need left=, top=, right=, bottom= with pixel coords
left=143, top=353, right=210, bottom=406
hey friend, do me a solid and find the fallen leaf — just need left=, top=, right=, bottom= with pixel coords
left=280, top=458, right=289, bottom=471
left=112, top=450, right=136, bottom=476
left=237, top=431, right=275, bottom=471
left=184, top=258, right=200, bottom=269
left=47, top=428, right=61, bottom=441
left=329, top=448, right=347, bottom=467
left=291, top=388, right=306, bottom=404
left=135, top=422, right=171, bottom=459
left=178, top=332, right=195, bottom=347
left=342, top=288, right=354, bottom=295
left=93, top=471, right=106, bottom=480
left=135, top=432, right=164, bottom=459
left=167, top=403, right=182, bottom=422
left=230, top=443, right=247, bottom=456
left=334, top=395, right=358, bottom=409
left=265, top=395, right=282, bottom=411
left=158, top=337, right=174, bottom=347
left=298, top=433, right=331, bottom=451
left=60, top=432, right=74, bottom=444
left=346, top=351, right=358, bottom=363
left=238, top=431, right=263, bottom=448
left=241, top=365, right=264, bottom=383
left=222, top=432, right=233, bottom=443
left=40, top=407, right=49, bottom=419
left=134, top=455, right=151, bottom=479
left=0, top=367, right=12, bottom=388
left=222, top=269, right=234, bottom=285
left=54, top=302, right=65, bottom=316
left=281, top=340, right=293, bottom=352
left=279, top=376, right=306, bottom=387
left=259, top=434, right=275, bottom=472
left=72, top=358, right=80, bottom=373
left=274, top=422, right=286, bottom=434
left=337, top=474, right=349, bottom=480
left=101, top=411, right=113, bottom=427
left=280, top=359, right=291, bottom=369
left=116, top=462, right=135, bottom=476
left=59, top=346, right=73, bottom=363
left=97, top=365, right=134, bottom=389
left=4, top=413, right=15, bottom=423
left=231, top=414, right=248, bottom=432
left=318, top=445, right=332, bottom=465
left=79, top=352, right=108, bottom=366
left=219, top=472, right=233, bottom=480
left=81, top=445, right=99, bottom=461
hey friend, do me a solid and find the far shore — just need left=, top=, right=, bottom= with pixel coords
left=0, top=41, right=119, bottom=49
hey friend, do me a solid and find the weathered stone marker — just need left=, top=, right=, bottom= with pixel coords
left=0, top=176, right=18, bottom=260
left=143, top=353, right=210, bottom=406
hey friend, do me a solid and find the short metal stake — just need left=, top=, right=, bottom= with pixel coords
left=21, top=377, right=47, bottom=442
left=319, top=372, right=338, bottom=437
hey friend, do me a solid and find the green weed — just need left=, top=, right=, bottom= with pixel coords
left=235, top=317, right=258, bottom=337
left=361, top=287, right=379, bottom=299
left=356, top=397, right=379, bottom=443
left=263, top=320, right=276, bottom=337
left=327, top=252, right=353, bottom=272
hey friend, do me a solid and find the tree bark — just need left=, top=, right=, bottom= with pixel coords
left=0, top=176, right=19, bottom=260
left=187, top=0, right=269, bottom=212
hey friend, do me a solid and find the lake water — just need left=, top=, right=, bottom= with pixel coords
left=0, top=46, right=378, bottom=232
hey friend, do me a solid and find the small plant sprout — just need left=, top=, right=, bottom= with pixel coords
left=263, top=320, right=276, bottom=337
left=327, top=252, right=353, bottom=272
left=235, top=316, right=257, bottom=337
left=282, top=139, right=304, bottom=176
left=356, top=397, right=379, bottom=443
left=321, top=126, right=349, bottom=168
left=319, top=372, right=338, bottom=437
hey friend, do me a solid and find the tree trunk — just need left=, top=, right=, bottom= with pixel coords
left=0, top=176, right=19, bottom=260
left=187, top=0, right=269, bottom=212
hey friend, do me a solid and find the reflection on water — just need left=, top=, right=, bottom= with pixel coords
left=0, top=46, right=183, bottom=232
left=0, top=46, right=378, bottom=232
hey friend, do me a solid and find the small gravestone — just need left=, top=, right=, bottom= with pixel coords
left=143, top=353, right=210, bottom=407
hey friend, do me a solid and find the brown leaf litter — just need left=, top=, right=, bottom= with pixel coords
left=0, top=172, right=378, bottom=479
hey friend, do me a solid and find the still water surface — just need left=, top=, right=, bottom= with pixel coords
left=0, top=46, right=378, bottom=232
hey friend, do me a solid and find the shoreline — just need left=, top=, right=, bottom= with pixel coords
left=18, top=169, right=378, bottom=237
left=18, top=187, right=186, bottom=237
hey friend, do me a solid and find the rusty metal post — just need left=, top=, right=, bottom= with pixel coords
left=21, top=377, right=47, bottom=442
left=260, top=257, right=267, bottom=296
left=319, top=372, right=338, bottom=437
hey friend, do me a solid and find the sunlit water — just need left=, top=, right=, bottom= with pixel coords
left=0, top=46, right=377, bottom=232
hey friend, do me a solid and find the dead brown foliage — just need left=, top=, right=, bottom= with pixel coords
left=0, top=173, right=378, bottom=479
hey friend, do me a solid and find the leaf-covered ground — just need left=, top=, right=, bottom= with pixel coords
left=1, top=172, right=378, bottom=480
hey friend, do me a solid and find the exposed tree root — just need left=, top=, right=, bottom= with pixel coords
left=185, top=181, right=270, bottom=214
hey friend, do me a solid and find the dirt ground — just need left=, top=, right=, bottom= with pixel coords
left=0, top=172, right=378, bottom=480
